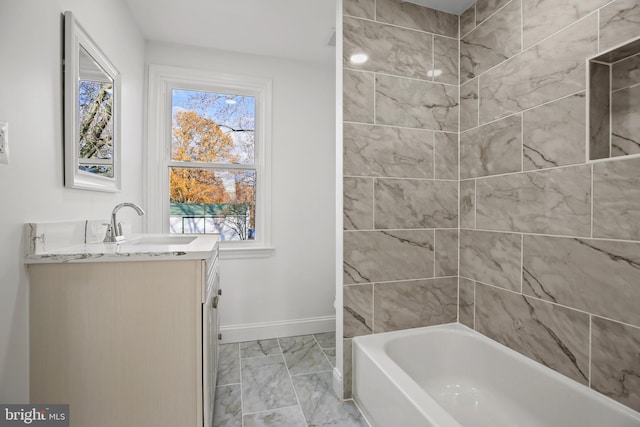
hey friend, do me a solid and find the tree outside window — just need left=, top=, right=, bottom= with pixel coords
left=169, top=89, right=257, bottom=241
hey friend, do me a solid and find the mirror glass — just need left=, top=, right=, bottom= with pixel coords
left=64, top=11, right=121, bottom=191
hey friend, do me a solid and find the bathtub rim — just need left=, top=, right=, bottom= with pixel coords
left=352, top=322, right=640, bottom=425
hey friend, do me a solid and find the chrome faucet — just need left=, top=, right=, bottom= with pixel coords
left=104, top=202, right=145, bottom=243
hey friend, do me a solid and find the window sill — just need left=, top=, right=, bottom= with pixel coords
left=219, top=246, right=275, bottom=260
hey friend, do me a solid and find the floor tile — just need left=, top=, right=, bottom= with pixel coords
left=292, top=372, right=369, bottom=426
left=217, top=343, right=240, bottom=386
left=279, top=335, right=333, bottom=376
left=241, top=355, right=298, bottom=413
left=323, top=348, right=336, bottom=367
left=213, top=384, right=242, bottom=427
left=314, top=332, right=336, bottom=349
left=241, top=339, right=281, bottom=358
left=243, top=406, right=307, bottom=427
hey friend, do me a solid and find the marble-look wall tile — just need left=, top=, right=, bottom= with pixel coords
left=460, top=229, right=521, bottom=291
left=591, top=317, right=640, bottom=412
left=611, top=84, right=640, bottom=157
left=523, top=93, right=586, bottom=170
left=523, top=235, right=640, bottom=327
left=376, top=0, right=459, bottom=38
left=476, top=165, right=591, bottom=236
left=460, top=115, right=522, bottom=179
left=344, top=177, right=373, bottom=230
left=461, top=4, right=476, bottom=37
left=476, top=0, right=511, bottom=24
left=435, top=229, right=458, bottom=277
left=343, top=17, right=434, bottom=80
left=479, top=14, right=597, bottom=123
left=343, top=123, right=434, bottom=178
left=344, top=69, right=374, bottom=123
left=434, top=132, right=458, bottom=180
left=599, top=0, right=640, bottom=53
left=344, top=0, right=375, bottom=19
left=344, top=230, right=435, bottom=283
left=589, top=61, right=611, bottom=160
left=344, top=284, right=373, bottom=338
left=459, top=278, right=475, bottom=328
left=593, top=157, right=640, bottom=240
left=460, top=179, right=476, bottom=228
left=612, top=53, right=640, bottom=91
left=460, top=78, right=479, bottom=132
left=376, top=74, right=459, bottom=132
left=460, top=0, right=521, bottom=83
left=434, top=36, right=459, bottom=85
left=373, top=278, right=458, bottom=332
left=343, top=339, right=353, bottom=399
left=475, top=283, right=590, bottom=384
left=374, top=179, right=458, bottom=229
left=523, top=0, right=610, bottom=48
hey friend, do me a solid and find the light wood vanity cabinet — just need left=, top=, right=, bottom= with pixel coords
left=28, top=252, right=219, bottom=427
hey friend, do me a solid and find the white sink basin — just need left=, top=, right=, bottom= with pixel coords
left=121, top=235, right=197, bottom=246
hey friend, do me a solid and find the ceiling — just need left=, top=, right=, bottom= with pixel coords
left=123, top=0, right=337, bottom=64
left=123, top=0, right=474, bottom=64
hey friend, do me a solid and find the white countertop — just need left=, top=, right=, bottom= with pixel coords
left=24, top=233, right=219, bottom=264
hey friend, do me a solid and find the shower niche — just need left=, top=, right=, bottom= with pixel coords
left=588, top=36, right=640, bottom=161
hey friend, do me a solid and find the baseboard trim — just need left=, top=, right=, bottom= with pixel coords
left=219, top=315, right=335, bottom=343
left=332, top=367, right=344, bottom=400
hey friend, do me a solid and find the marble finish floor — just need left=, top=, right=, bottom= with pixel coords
left=213, top=332, right=369, bottom=427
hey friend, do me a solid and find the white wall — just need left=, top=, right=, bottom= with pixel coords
left=145, top=42, right=336, bottom=340
left=0, top=0, right=145, bottom=401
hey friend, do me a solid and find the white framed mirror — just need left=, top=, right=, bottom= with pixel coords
left=64, top=11, right=121, bottom=192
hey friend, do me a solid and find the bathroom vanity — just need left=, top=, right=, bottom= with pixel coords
left=24, top=222, right=220, bottom=427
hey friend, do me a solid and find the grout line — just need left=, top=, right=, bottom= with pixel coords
left=474, top=0, right=517, bottom=34
left=609, top=64, right=612, bottom=158
left=470, top=161, right=588, bottom=181
left=520, top=112, right=524, bottom=172
left=460, top=226, right=640, bottom=244
left=373, top=72, right=377, bottom=125
left=343, top=120, right=456, bottom=134
left=343, top=174, right=458, bottom=182
left=461, top=89, right=585, bottom=134
left=371, top=178, right=376, bottom=230
left=597, top=10, right=600, bottom=53
left=520, top=0, right=524, bottom=52
left=520, top=233, right=524, bottom=294
left=469, top=277, right=640, bottom=330
left=344, top=275, right=459, bottom=288
left=472, top=281, right=477, bottom=330
left=371, top=282, right=376, bottom=334
left=611, top=80, right=640, bottom=94
left=276, top=338, right=309, bottom=427
left=591, top=163, right=594, bottom=238
left=344, top=227, right=459, bottom=232
left=432, top=34, right=436, bottom=83
left=473, top=178, right=477, bottom=229
left=433, top=229, right=437, bottom=278
left=343, top=14, right=459, bottom=41
left=238, top=344, right=245, bottom=427
left=343, top=67, right=461, bottom=87
left=588, top=314, right=593, bottom=388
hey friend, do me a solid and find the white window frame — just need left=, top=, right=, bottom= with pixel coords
left=146, top=64, right=273, bottom=258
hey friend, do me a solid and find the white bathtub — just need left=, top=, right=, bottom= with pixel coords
left=353, top=323, right=640, bottom=427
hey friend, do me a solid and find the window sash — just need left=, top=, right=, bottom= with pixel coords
left=146, top=64, right=272, bottom=254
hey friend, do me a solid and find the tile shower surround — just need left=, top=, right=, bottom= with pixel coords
left=342, top=0, right=460, bottom=399
left=343, top=0, right=640, bottom=413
